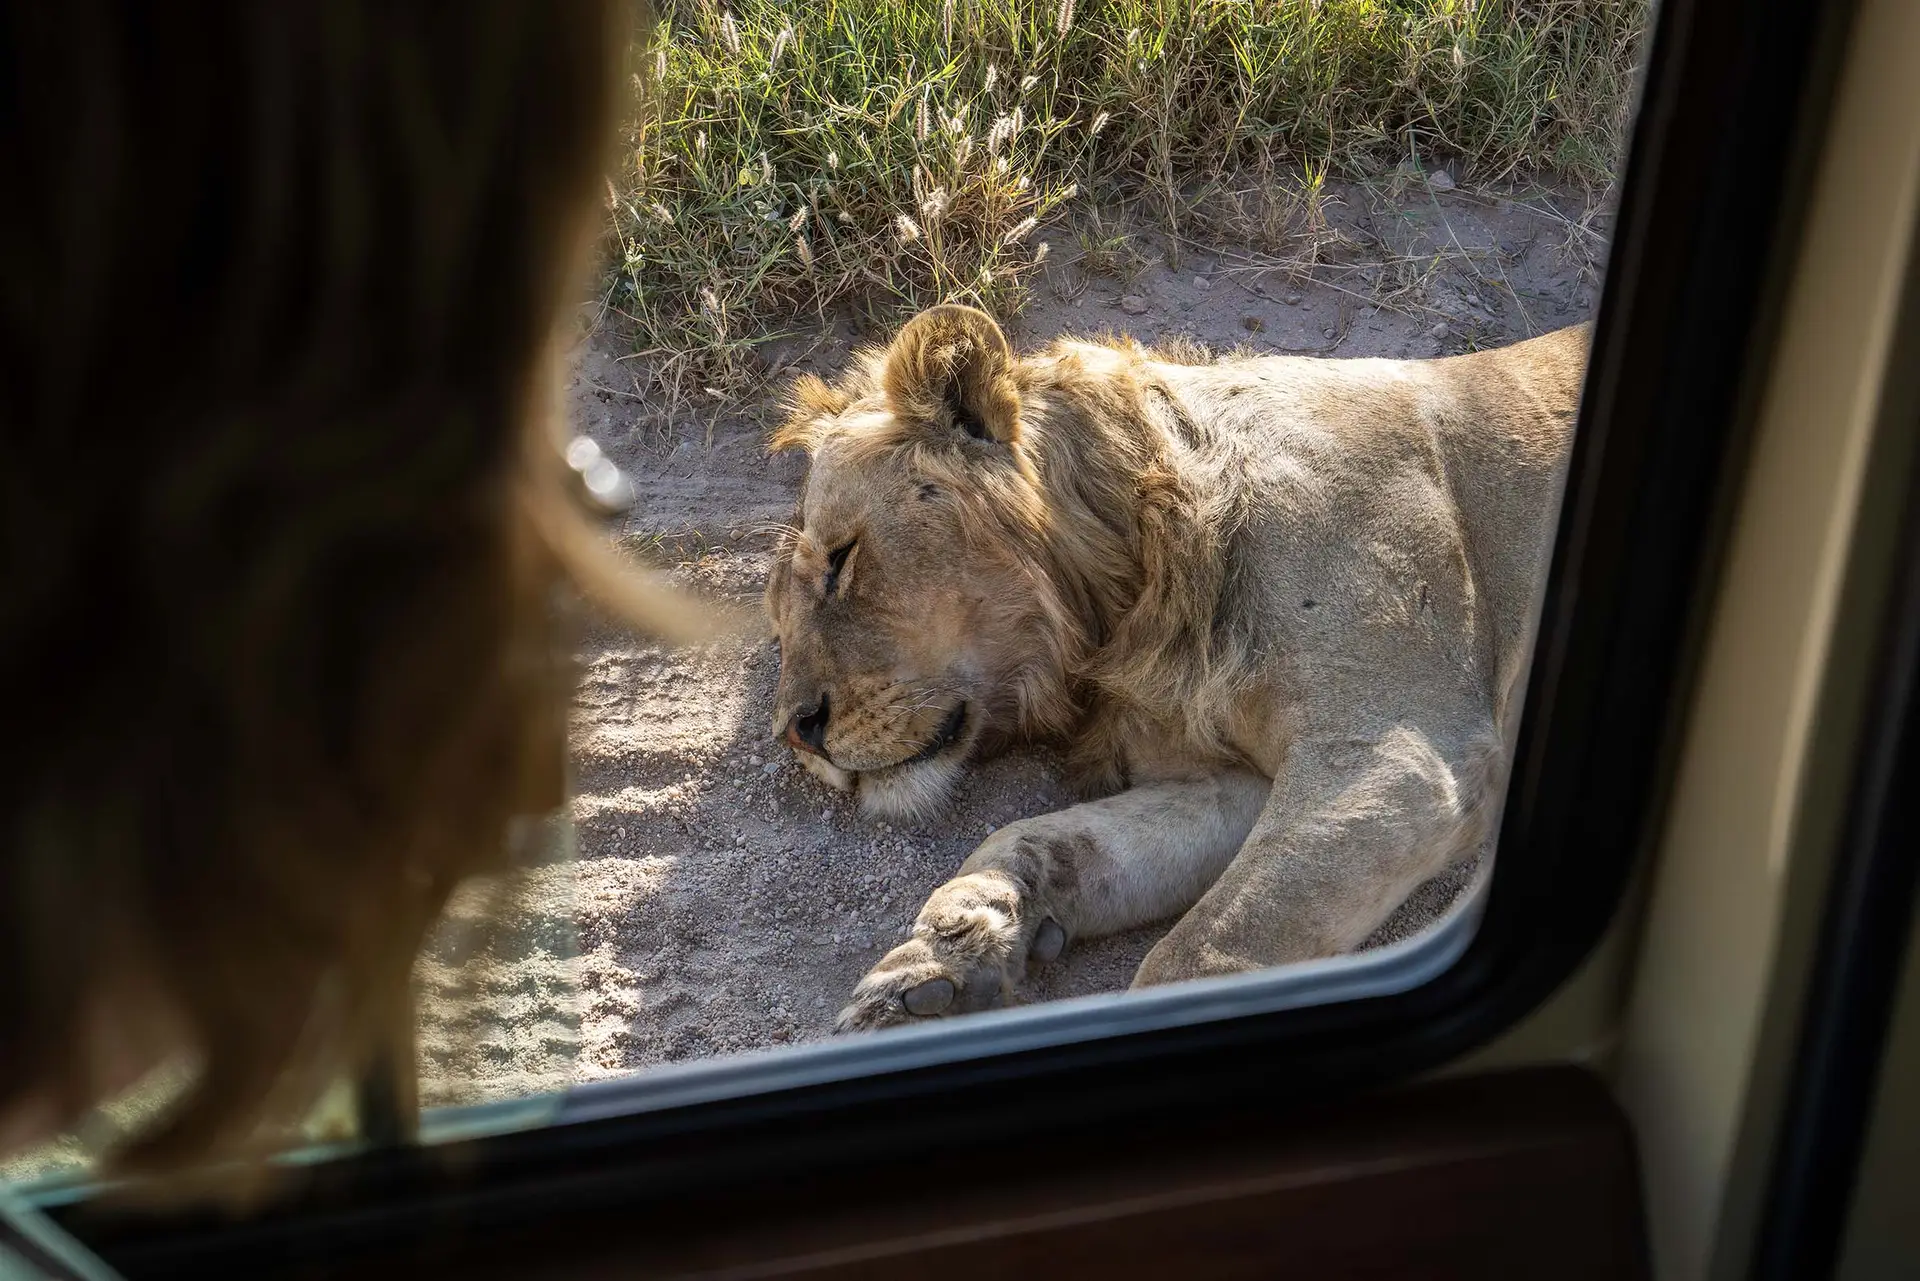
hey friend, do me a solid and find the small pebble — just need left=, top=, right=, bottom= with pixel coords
left=1119, top=294, right=1149, bottom=315
left=1192, top=276, right=1211, bottom=291
left=1427, top=169, right=1456, bottom=191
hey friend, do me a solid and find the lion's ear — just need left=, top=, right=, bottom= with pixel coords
left=881, top=304, right=1022, bottom=446
left=768, top=374, right=849, bottom=454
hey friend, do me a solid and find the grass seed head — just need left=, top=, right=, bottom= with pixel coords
left=987, top=114, right=1014, bottom=155
left=610, top=0, right=1641, bottom=399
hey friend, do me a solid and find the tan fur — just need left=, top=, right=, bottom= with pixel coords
left=765, top=305, right=1589, bottom=1030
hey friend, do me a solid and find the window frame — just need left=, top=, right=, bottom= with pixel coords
left=44, top=0, right=1868, bottom=1266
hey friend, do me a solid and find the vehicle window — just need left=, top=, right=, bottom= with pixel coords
left=416, top=0, right=1648, bottom=1116
left=0, top=0, right=1660, bottom=1197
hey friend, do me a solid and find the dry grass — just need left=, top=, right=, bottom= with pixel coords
left=601, top=0, right=1646, bottom=394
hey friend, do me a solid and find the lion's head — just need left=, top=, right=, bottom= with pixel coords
left=763, top=305, right=1090, bottom=819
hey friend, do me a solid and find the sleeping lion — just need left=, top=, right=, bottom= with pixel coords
left=764, top=305, right=1588, bottom=1032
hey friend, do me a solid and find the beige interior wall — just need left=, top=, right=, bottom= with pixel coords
left=1587, top=0, right=1920, bottom=1273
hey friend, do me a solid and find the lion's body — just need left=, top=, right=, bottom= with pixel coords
left=765, top=308, right=1588, bottom=1029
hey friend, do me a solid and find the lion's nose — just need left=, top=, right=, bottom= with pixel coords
left=786, top=697, right=829, bottom=756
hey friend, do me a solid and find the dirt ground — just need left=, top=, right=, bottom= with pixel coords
left=417, top=179, right=1608, bottom=1106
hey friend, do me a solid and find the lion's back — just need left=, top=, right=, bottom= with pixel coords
left=1149, top=326, right=1588, bottom=729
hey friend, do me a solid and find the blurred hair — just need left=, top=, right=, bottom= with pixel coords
left=0, top=0, right=690, bottom=1172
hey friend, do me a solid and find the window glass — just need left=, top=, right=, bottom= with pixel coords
left=417, top=0, right=1650, bottom=1114
left=0, top=1, right=1658, bottom=1184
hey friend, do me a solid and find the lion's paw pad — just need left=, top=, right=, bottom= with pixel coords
left=902, top=977, right=955, bottom=1017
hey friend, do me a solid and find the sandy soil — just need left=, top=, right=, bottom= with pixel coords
left=417, top=179, right=1607, bottom=1106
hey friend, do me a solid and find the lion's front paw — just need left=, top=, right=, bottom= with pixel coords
left=834, top=871, right=1062, bottom=1033
left=832, top=933, right=1012, bottom=1033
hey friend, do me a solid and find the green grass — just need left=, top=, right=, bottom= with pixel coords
left=604, top=0, right=1646, bottom=392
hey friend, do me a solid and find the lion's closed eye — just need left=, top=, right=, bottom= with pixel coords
left=823, top=539, right=857, bottom=596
